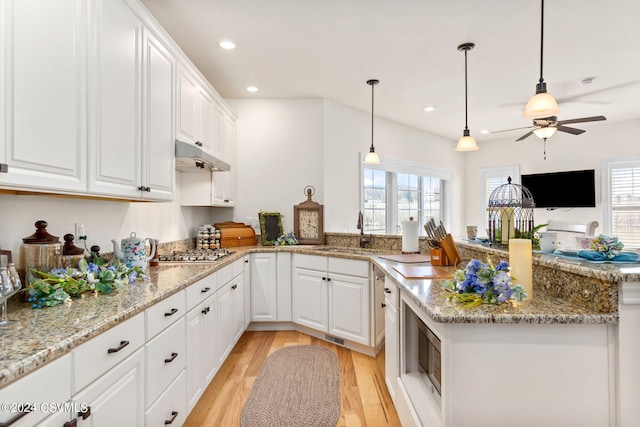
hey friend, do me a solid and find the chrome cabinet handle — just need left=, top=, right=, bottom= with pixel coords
left=107, top=340, right=129, bottom=354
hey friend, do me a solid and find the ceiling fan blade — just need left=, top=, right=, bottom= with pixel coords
left=557, top=115, right=606, bottom=125
left=556, top=125, right=586, bottom=135
left=515, top=130, right=534, bottom=141
left=491, top=125, right=534, bottom=134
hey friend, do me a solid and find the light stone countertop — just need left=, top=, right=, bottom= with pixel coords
left=0, top=242, right=634, bottom=388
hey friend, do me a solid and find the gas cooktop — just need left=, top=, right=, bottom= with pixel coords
left=158, top=248, right=234, bottom=262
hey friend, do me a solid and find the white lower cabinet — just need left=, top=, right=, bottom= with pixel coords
left=145, top=371, right=186, bottom=427
left=0, top=354, right=72, bottom=427
left=250, top=252, right=277, bottom=322
left=292, top=254, right=371, bottom=345
left=73, top=347, right=146, bottom=427
left=384, top=282, right=400, bottom=403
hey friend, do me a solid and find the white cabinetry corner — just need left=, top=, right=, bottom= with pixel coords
left=250, top=252, right=278, bottom=322
left=292, top=254, right=371, bottom=346
left=0, top=0, right=87, bottom=193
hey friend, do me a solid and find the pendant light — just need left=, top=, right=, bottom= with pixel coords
left=455, top=42, right=478, bottom=152
left=363, top=79, right=381, bottom=165
left=523, top=0, right=560, bottom=119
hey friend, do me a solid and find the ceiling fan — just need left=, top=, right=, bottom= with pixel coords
left=491, top=115, right=607, bottom=141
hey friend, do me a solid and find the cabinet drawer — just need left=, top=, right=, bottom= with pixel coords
left=232, top=258, right=245, bottom=278
left=185, top=273, right=217, bottom=311
left=146, top=317, right=186, bottom=408
left=217, top=263, right=233, bottom=289
left=73, top=312, right=145, bottom=393
left=328, top=257, right=369, bottom=278
left=146, top=291, right=186, bottom=340
left=383, top=280, right=399, bottom=310
left=0, top=354, right=71, bottom=427
left=145, top=370, right=186, bottom=427
left=293, top=253, right=327, bottom=271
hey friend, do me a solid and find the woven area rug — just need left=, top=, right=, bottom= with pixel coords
left=241, top=345, right=341, bottom=427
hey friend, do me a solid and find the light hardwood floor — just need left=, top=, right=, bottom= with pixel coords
left=185, top=330, right=401, bottom=427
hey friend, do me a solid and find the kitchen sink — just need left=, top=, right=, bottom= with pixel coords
left=312, top=246, right=386, bottom=255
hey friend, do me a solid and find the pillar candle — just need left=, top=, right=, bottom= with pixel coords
left=509, top=238, right=532, bottom=301
left=500, top=207, right=515, bottom=244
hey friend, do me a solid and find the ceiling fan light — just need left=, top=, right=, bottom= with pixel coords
left=523, top=91, right=560, bottom=119
left=363, top=149, right=381, bottom=165
left=533, top=126, right=557, bottom=139
left=455, top=134, right=479, bottom=151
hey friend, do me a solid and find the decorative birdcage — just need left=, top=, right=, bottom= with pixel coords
left=487, top=177, right=535, bottom=245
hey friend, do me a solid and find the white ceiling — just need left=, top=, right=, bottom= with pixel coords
left=141, top=0, right=640, bottom=144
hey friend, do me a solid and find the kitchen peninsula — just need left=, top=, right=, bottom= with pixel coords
left=0, top=242, right=638, bottom=427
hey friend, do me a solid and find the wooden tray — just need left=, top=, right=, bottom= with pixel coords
left=393, top=264, right=453, bottom=279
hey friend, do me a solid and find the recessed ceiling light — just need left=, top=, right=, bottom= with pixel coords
left=424, top=106, right=436, bottom=112
left=246, top=86, right=259, bottom=93
left=480, top=129, right=490, bottom=134
left=578, top=77, right=595, bottom=85
left=218, top=40, right=236, bottom=50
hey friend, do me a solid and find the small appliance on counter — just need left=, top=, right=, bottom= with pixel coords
left=214, top=221, right=258, bottom=248
left=21, top=220, right=62, bottom=286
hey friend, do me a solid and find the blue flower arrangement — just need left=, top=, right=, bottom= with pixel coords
left=27, top=257, right=149, bottom=308
left=443, top=257, right=527, bottom=307
left=274, top=232, right=299, bottom=246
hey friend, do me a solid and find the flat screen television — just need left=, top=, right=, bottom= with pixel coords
left=521, top=169, right=596, bottom=209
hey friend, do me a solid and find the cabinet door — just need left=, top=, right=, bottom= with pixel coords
left=197, top=88, right=214, bottom=154
left=145, top=317, right=186, bottom=408
left=328, top=272, right=370, bottom=345
left=74, top=347, right=145, bottom=427
left=250, top=253, right=277, bottom=321
left=185, top=305, right=205, bottom=411
left=385, top=299, right=399, bottom=403
left=177, top=68, right=197, bottom=143
left=217, top=281, right=233, bottom=364
left=1, top=0, right=87, bottom=192
left=203, top=292, right=219, bottom=384
left=231, top=272, right=245, bottom=343
left=88, top=0, right=143, bottom=198
left=243, top=256, right=251, bottom=328
left=142, top=29, right=175, bottom=201
left=292, top=267, right=328, bottom=332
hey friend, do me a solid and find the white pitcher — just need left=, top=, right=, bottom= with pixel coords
left=539, top=232, right=557, bottom=253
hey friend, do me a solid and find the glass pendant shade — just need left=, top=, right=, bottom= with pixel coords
left=533, top=126, right=557, bottom=139
left=363, top=149, right=381, bottom=165
left=523, top=91, right=560, bottom=119
left=455, top=130, right=479, bottom=151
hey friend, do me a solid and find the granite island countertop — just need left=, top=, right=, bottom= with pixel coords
left=1, top=242, right=635, bottom=388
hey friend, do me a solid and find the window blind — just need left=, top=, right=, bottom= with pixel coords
left=610, top=165, right=640, bottom=248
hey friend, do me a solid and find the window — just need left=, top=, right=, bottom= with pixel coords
left=361, top=157, right=450, bottom=235
left=603, top=156, right=640, bottom=248
left=479, top=166, right=520, bottom=232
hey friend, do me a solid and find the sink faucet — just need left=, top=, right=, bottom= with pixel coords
left=357, top=211, right=372, bottom=248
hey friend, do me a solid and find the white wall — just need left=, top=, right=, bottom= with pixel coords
left=0, top=173, right=211, bottom=269
left=463, top=118, right=640, bottom=234
left=227, top=98, right=325, bottom=234
left=228, top=98, right=466, bottom=236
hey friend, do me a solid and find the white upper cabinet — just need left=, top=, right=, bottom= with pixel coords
left=89, top=0, right=175, bottom=200
left=142, top=29, right=175, bottom=201
left=176, top=66, right=215, bottom=155
left=0, top=0, right=87, bottom=192
left=88, top=0, right=143, bottom=199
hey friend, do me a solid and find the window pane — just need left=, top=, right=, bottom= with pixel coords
left=423, top=176, right=441, bottom=227
left=363, top=168, right=387, bottom=234
left=398, top=173, right=419, bottom=228
left=611, top=166, right=640, bottom=248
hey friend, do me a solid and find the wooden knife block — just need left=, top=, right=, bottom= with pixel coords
left=431, top=234, right=461, bottom=266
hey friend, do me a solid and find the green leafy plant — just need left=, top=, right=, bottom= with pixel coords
left=27, top=258, right=148, bottom=308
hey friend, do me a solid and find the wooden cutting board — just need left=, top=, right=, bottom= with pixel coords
left=393, top=264, right=454, bottom=279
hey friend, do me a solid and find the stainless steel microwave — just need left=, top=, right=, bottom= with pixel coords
left=417, top=316, right=442, bottom=399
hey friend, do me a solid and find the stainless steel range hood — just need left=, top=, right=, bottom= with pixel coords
left=175, top=140, right=231, bottom=172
